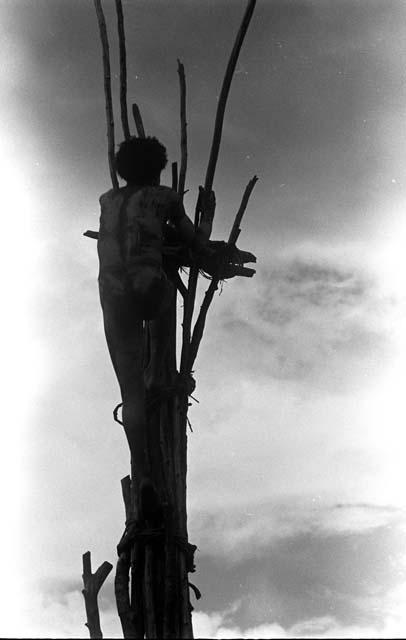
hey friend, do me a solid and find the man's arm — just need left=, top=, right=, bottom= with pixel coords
left=196, top=187, right=216, bottom=240
left=170, top=189, right=215, bottom=250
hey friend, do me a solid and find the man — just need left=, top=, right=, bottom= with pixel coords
left=97, top=136, right=214, bottom=490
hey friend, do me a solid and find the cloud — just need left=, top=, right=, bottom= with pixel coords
left=24, top=515, right=405, bottom=638
left=193, top=604, right=406, bottom=639
left=193, top=609, right=288, bottom=639
left=203, top=252, right=392, bottom=394
left=6, top=588, right=121, bottom=639
left=189, top=517, right=406, bottom=634
left=190, top=499, right=405, bottom=562
left=14, top=589, right=405, bottom=639
left=182, top=249, right=402, bottom=533
left=23, top=241, right=402, bottom=632
left=191, top=563, right=406, bottom=637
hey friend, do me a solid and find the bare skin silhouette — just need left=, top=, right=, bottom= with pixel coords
left=97, top=137, right=214, bottom=487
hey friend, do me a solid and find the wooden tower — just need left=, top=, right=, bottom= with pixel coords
left=81, top=1, right=257, bottom=637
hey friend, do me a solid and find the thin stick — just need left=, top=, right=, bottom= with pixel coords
left=188, top=277, right=218, bottom=372
left=94, top=0, right=118, bottom=190
left=143, top=547, right=157, bottom=638
left=199, top=0, right=256, bottom=240
left=173, top=272, right=187, bottom=299
left=172, top=161, right=178, bottom=191
left=163, top=535, right=178, bottom=637
left=131, top=542, right=146, bottom=638
left=84, top=230, right=99, bottom=240
left=115, top=556, right=137, bottom=639
left=132, top=103, right=146, bottom=138
left=177, top=60, right=188, bottom=198
left=204, top=0, right=256, bottom=194
left=194, top=187, right=202, bottom=229
left=179, top=551, right=194, bottom=638
left=115, top=0, right=131, bottom=140
left=179, top=194, right=203, bottom=375
left=228, top=175, right=258, bottom=244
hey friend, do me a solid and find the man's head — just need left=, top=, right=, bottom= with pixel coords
left=115, top=136, right=168, bottom=185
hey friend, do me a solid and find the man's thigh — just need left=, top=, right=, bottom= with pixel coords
left=130, top=267, right=174, bottom=318
left=101, top=294, right=144, bottom=388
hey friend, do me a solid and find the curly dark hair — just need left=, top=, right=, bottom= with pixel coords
left=115, top=136, right=168, bottom=184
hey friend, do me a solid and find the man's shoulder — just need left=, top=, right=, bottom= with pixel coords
left=99, top=188, right=119, bottom=204
left=156, top=186, right=184, bottom=214
left=147, top=185, right=179, bottom=201
left=137, top=186, right=182, bottom=212
left=99, top=187, right=125, bottom=204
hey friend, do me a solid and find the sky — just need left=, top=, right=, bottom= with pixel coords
left=1, top=0, right=406, bottom=637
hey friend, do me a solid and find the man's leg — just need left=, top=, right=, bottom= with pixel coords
left=101, top=295, right=150, bottom=481
left=143, top=277, right=174, bottom=391
left=115, top=338, right=149, bottom=480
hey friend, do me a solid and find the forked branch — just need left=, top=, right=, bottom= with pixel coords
left=82, top=551, right=113, bottom=639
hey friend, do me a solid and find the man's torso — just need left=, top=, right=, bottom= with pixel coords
left=97, top=185, right=181, bottom=294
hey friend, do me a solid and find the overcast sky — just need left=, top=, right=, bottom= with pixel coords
left=1, top=0, right=406, bottom=637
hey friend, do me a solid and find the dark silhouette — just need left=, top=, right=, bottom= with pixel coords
left=97, top=136, right=215, bottom=483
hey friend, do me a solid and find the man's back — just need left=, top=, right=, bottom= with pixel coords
left=97, top=185, right=184, bottom=291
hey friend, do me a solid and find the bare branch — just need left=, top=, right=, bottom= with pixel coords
left=188, top=277, right=218, bottom=371
left=203, top=0, right=256, bottom=196
left=83, top=550, right=92, bottom=577
left=228, top=175, right=258, bottom=244
left=132, top=103, right=146, bottom=138
left=94, top=562, right=114, bottom=586
left=177, top=59, right=188, bottom=198
left=173, top=271, right=187, bottom=299
left=172, top=161, right=178, bottom=191
left=115, top=0, right=131, bottom=140
left=179, top=192, right=204, bottom=374
left=94, top=0, right=118, bottom=190
left=194, top=185, right=203, bottom=229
